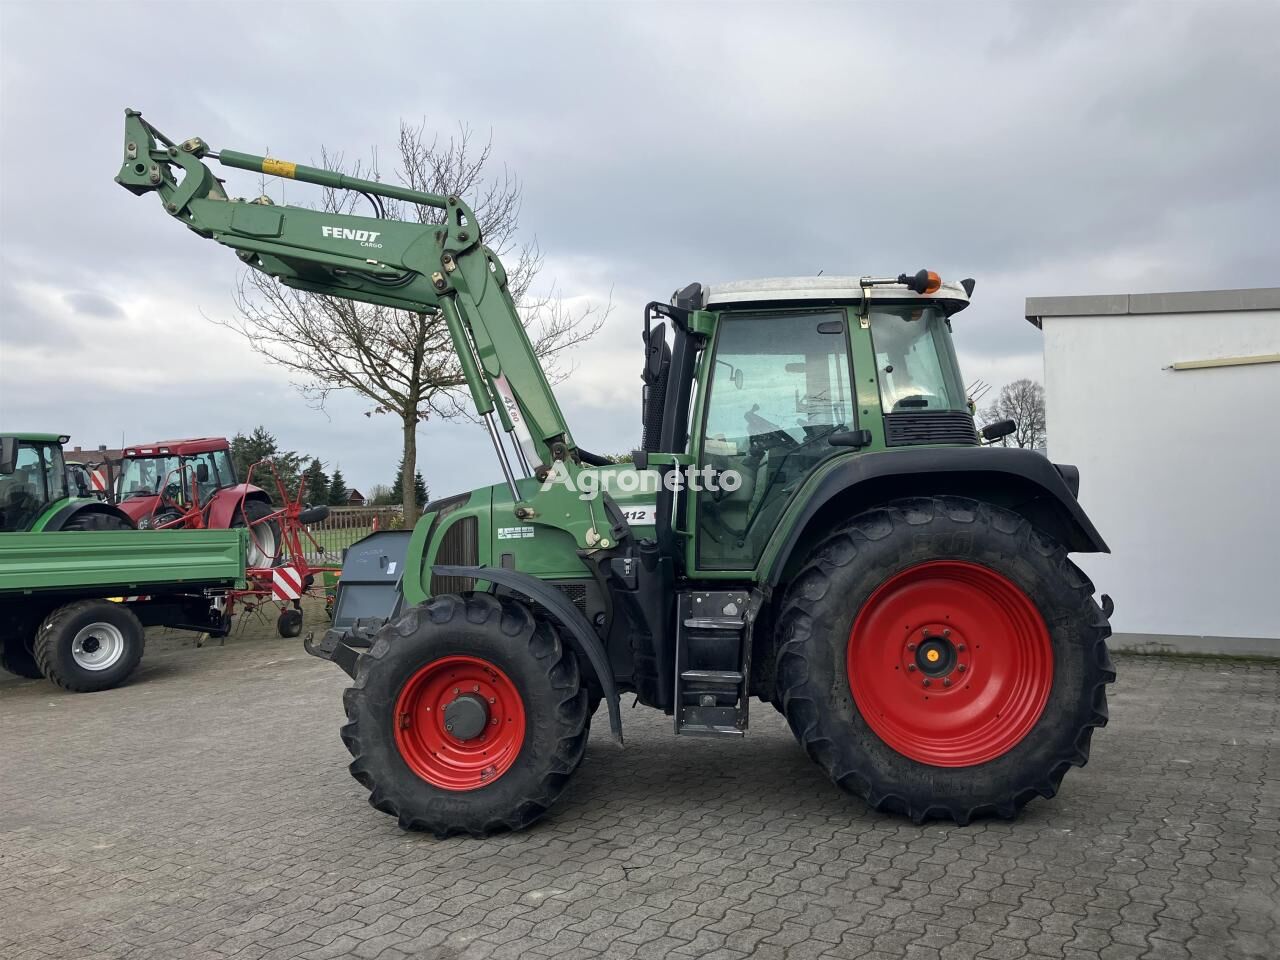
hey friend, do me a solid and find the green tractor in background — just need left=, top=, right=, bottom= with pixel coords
left=0, top=433, right=135, bottom=677
left=0, top=434, right=134, bottom=535
left=121, top=111, right=1115, bottom=837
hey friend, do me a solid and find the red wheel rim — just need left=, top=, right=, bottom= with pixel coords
left=847, top=561, right=1053, bottom=767
left=393, top=655, right=526, bottom=791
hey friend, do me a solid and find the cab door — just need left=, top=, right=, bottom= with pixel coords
left=689, top=309, right=856, bottom=573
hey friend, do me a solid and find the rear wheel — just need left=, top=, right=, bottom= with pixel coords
left=340, top=593, right=590, bottom=837
left=230, top=499, right=281, bottom=568
left=61, top=510, right=134, bottom=531
left=34, top=600, right=146, bottom=692
left=1, top=632, right=42, bottom=679
left=776, top=496, right=1113, bottom=824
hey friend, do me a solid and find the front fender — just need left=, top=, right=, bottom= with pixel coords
left=763, top=446, right=1108, bottom=587
left=434, top=564, right=623, bottom=744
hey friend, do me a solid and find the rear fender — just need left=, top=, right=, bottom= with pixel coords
left=765, top=446, right=1108, bottom=587
left=206, top=485, right=272, bottom=529
left=41, top=500, right=136, bottom=531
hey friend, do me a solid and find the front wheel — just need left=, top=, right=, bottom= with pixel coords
left=776, top=496, right=1114, bottom=824
left=340, top=593, right=590, bottom=837
left=34, top=600, right=146, bottom=692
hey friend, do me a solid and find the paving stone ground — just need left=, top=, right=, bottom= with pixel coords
left=1, top=612, right=1277, bottom=960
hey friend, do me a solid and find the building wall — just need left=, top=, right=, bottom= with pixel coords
left=1041, top=308, right=1279, bottom=643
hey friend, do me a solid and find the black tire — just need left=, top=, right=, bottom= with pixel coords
left=1, top=632, right=42, bottom=679
left=776, top=496, right=1114, bottom=825
left=277, top=608, right=303, bottom=638
left=341, top=593, right=590, bottom=837
left=60, top=510, right=134, bottom=531
left=230, top=499, right=282, bottom=568
left=34, top=600, right=146, bottom=692
left=137, top=507, right=184, bottom=530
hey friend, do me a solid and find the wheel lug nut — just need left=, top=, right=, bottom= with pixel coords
left=473, top=684, right=480, bottom=692
left=943, top=629, right=951, bottom=637
left=943, top=678, right=952, bottom=687
left=957, top=644, right=966, bottom=652
left=907, top=664, right=917, bottom=672
left=453, top=687, right=460, bottom=695
left=488, top=697, right=496, bottom=704
left=907, top=643, right=917, bottom=652
left=958, top=664, right=966, bottom=673
left=922, top=679, right=931, bottom=688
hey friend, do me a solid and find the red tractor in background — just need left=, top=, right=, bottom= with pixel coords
left=113, top=437, right=281, bottom=568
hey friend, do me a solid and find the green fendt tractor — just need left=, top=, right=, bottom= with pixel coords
left=119, top=111, right=1115, bottom=836
left=0, top=434, right=134, bottom=534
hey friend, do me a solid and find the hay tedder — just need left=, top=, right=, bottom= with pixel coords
left=113, top=438, right=337, bottom=638
left=120, top=110, right=1115, bottom=837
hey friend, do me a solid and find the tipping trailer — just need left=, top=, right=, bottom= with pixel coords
left=120, top=110, right=1114, bottom=836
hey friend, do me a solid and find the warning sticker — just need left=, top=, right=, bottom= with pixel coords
left=497, top=526, right=536, bottom=540
left=262, top=157, right=297, bottom=179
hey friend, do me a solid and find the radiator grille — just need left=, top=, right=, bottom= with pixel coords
left=883, top=412, right=979, bottom=447
left=555, top=582, right=589, bottom=615
left=430, top=516, right=479, bottom=595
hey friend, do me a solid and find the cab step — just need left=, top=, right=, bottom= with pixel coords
left=673, top=590, right=757, bottom=738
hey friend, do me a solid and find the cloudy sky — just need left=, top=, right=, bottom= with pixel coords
left=2, top=0, right=1277, bottom=498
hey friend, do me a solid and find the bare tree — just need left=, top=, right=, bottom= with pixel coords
left=981, top=378, right=1047, bottom=450
left=219, top=121, right=607, bottom=518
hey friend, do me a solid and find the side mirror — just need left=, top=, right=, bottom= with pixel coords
left=732, top=369, right=744, bottom=390
left=828, top=428, right=873, bottom=449
left=981, top=419, right=1016, bottom=443
left=195, top=462, right=210, bottom=483
left=0, top=437, right=16, bottom=475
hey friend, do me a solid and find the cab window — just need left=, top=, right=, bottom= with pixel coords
left=697, top=311, right=853, bottom=569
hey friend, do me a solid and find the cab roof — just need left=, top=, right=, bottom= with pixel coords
left=702, top=276, right=972, bottom=313
left=123, top=437, right=230, bottom=457
left=3, top=432, right=68, bottom=443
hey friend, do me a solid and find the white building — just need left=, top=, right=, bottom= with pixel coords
left=1026, top=288, right=1280, bottom=656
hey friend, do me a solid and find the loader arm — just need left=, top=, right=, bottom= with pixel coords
left=116, top=110, right=620, bottom=551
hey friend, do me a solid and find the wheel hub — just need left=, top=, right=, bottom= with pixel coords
left=914, top=633, right=958, bottom=678
left=70, top=622, right=126, bottom=672
left=443, top=693, right=489, bottom=741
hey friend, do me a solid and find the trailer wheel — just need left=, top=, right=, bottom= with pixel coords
left=776, top=496, right=1114, bottom=825
left=341, top=593, right=590, bottom=837
left=1, top=633, right=42, bottom=679
left=34, top=600, right=146, bottom=692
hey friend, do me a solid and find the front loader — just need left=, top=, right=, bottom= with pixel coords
left=118, top=111, right=1115, bottom=836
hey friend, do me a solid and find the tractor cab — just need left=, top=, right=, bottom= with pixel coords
left=114, top=438, right=281, bottom=567
left=0, top=433, right=133, bottom=532
left=639, top=272, right=979, bottom=572
left=116, top=439, right=240, bottom=527
left=0, top=434, right=70, bottom=532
